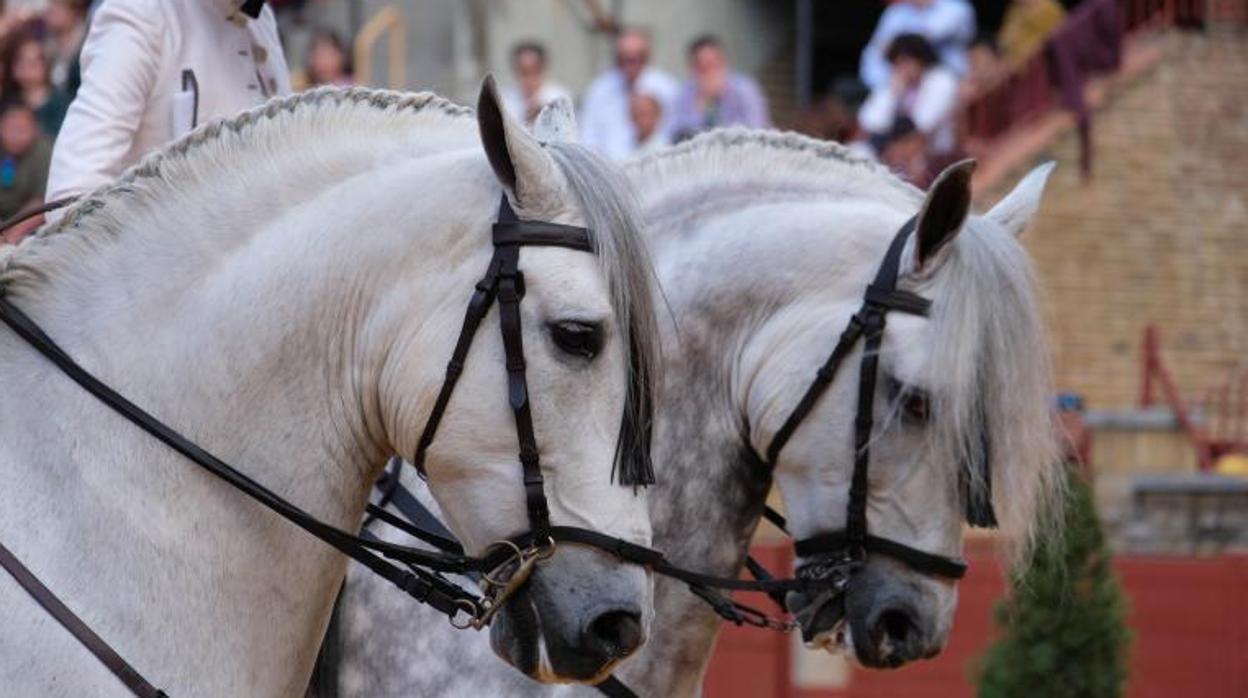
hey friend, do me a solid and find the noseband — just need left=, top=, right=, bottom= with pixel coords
left=762, top=217, right=993, bottom=593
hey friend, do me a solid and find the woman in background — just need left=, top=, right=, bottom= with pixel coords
left=2, top=32, right=70, bottom=136
left=304, top=29, right=353, bottom=87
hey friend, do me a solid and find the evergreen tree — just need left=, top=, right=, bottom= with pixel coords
left=977, top=468, right=1130, bottom=698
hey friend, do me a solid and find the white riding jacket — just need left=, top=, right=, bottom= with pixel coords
left=47, top=0, right=291, bottom=203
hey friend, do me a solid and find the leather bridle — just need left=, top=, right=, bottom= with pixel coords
left=362, top=217, right=996, bottom=697
left=0, top=202, right=993, bottom=697
left=760, top=217, right=994, bottom=621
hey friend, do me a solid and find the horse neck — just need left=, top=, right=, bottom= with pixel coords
left=0, top=147, right=491, bottom=695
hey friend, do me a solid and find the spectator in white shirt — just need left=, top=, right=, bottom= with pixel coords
left=859, top=0, right=976, bottom=90
left=46, top=0, right=291, bottom=205
left=579, top=28, right=677, bottom=160
left=859, top=33, right=960, bottom=161
left=501, top=41, right=571, bottom=131
left=628, top=92, right=669, bottom=157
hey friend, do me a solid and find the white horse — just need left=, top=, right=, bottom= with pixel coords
left=318, top=129, right=1065, bottom=696
left=0, top=82, right=663, bottom=696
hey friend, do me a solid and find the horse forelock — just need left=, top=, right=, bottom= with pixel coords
left=923, top=218, right=1065, bottom=568
left=545, top=142, right=661, bottom=487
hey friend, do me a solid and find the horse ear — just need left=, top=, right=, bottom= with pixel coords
left=986, top=162, right=1055, bottom=238
left=911, top=159, right=976, bottom=274
left=477, top=75, right=559, bottom=206
left=533, top=97, right=579, bottom=143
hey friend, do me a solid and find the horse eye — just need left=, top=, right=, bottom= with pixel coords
left=901, top=391, right=930, bottom=424
left=888, top=377, right=931, bottom=424
left=549, top=321, right=602, bottom=360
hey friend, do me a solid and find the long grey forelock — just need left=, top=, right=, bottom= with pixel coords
left=544, top=142, right=661, bottom=487
left=923, top=218, right=1065, bottom=567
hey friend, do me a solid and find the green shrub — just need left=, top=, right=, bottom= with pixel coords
left=977, top=469, right=1130, bottom=698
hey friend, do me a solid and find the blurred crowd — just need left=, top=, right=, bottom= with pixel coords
left=847, top=0, right=1070, bottom=182
left=502, top=28, right=770, bottom=160
left=0, top=0, right=1085, bottom=243
left=0, top=0, right=86, bottom=223
left=498, top=0, right=1075, bottom=179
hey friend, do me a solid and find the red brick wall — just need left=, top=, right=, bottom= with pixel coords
left=704, top=546, right=1248, bottom=698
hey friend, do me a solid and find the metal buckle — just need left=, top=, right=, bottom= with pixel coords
left=448, top=598, right=480, bottom=630
left=470, top=538, right=557, bottom=630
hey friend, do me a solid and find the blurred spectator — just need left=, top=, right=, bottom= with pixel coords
left=47, top=0, right=290, bottom=205
left=671, top=35, right=769, bottom=141
left=304, top=29, right=353, bottom=87
left=877, top=116, right=928, bottom=183
left=859, top=34, right=959, bottom=162
left=580, top=27, right=677, bottom=160
left=999, top=0, right=1067, bottom=67
left=628, top=92, right=668, bottom=156
left=0, top=99, right=52, bottom=221
left=959, top=33, right=1004, bottom=100
left=2, top=31, right=69, bottom=135
left=501, top=40, right=570, bottom=130
left=860, top=0, right=977, bottom=90
left=44, top=0, right=88, bottom=97
left=0, top=2, right=39, bottom=40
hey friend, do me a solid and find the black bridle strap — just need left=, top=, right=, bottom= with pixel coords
left=0, top=541, right=169, bottom=698
left=793, top=532, right=967, bottom=580
left=595, top=676, right=638, bottom=698
left=764, top=316, right=866, bottom=465
left=492, top=220, right=596, bottom=250
left=394, top=197, right=592, bottom=538
left=848, top=312, right=884, bottom=549
left=370, top=479, right=844, bottom=597
left=406, top=262, right=500, bottom=479
left=0, top=195, right=78, bottom=232
left=0, top=297, right=482, bottom=605
left=764, top=220, right=926, bottom=466
left=761, top=218, right=969, bottom=582
left=495, top=242, right=551, bottom=539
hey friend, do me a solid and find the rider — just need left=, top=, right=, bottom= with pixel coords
left=46, top=0, right=291, bottom=209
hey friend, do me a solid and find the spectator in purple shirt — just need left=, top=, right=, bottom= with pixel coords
left=671, top=35, right=770, bottom=142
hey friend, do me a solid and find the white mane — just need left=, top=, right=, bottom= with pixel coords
left=625, top=128, right=924, bottom=229
left=1, top=87, right=475, bottom=295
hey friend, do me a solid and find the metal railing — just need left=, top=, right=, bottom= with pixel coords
left=1141, top=325, right=1248, bottom=471
left=957, top=0, right=1241, bottom=159
left=354, top=5, right=408, bottom=90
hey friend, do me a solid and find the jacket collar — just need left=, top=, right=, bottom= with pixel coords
left=215, top=0, right=265, bottom=21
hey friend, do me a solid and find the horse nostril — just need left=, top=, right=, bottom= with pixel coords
left=584, top=609, right=644, bottom=661
left=871, top=606, right=920, bottom=663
